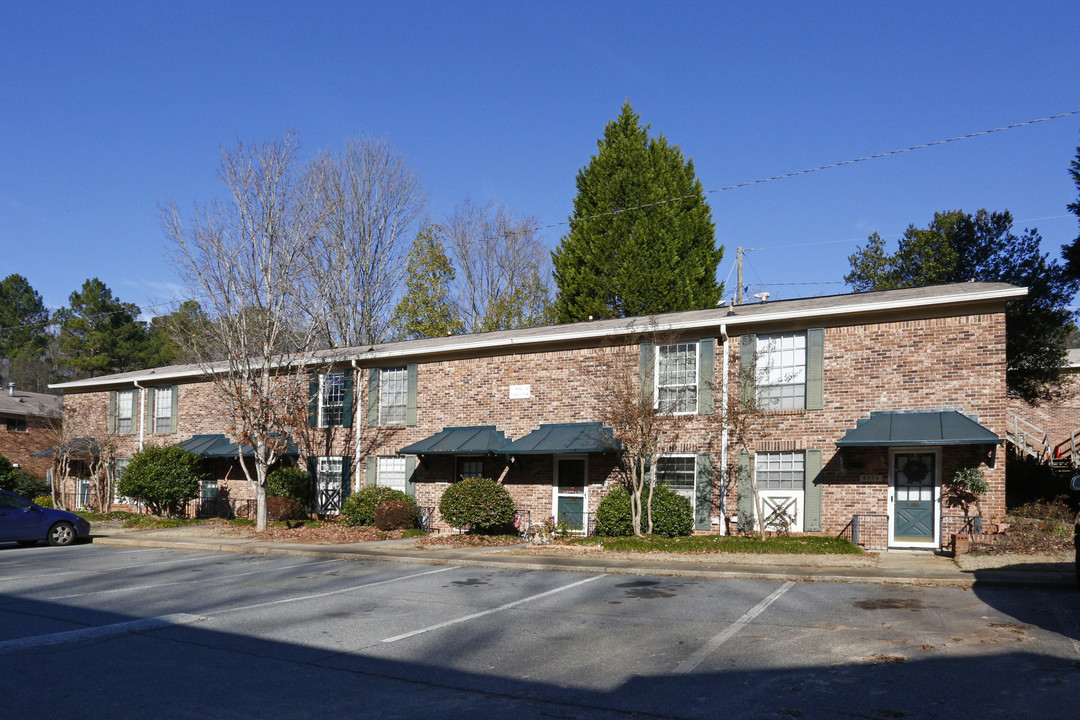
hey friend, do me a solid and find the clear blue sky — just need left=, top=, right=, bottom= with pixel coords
left=3, top=0, right=1079, bottom=317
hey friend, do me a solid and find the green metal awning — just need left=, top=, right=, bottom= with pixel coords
left=835, top=410, right=1001, bottom=447
left=398, top=426, right=509, bottom=456
left=180, top=434, right=298, bottom=458
left=31, top=437, right=99, bottom=459
left=499, top=422, right=620, bottom=455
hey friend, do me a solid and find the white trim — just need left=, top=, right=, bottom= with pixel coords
left=552, top=454, right=589, bottom=533
left=49, top=285, right=1026, bottom=391
left=888, top=448, right=942, bottom=549
left=654, top=341, right=699, bottom=415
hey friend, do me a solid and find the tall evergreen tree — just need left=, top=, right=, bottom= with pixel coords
left=553, top=101, right=723, bottom=322
left=1060, top=141, right=1080, bottom=280
left=390, top=226, right=464, bottom=340
left=0, top=274, right=52, bottom=389
left=846, top=209, right=1079, bottom=404
left=55, top=278, right=148, bottom=378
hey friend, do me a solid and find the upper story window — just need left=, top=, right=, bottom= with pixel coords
left=154, top=388, right=173, bottom=434
left=756, top=332, right=806, bottom=410
left=755, top=451, right=805, bottom=490
left=379, top=367, right=408, bottom=426
left=115, top=389, right=135, bottom=434
left=320, top=371, right=345, bottom=427
left=656, top=342, right=698, bottom=414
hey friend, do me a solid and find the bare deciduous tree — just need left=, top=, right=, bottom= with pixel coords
left=444, top=198, right=554, bottom=333
left=161, top=133, right=321, bottom=531
left=590, top=327, right=691, bottom=536
left=304, top=135, right=426, bottom=347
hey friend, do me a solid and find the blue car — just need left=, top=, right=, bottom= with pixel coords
left=0, top=488, right=92, bottom=546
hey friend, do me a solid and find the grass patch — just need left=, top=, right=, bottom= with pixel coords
left=119, top=515, right=218, bottom=529
left=567, top=534, right=864, bottom=555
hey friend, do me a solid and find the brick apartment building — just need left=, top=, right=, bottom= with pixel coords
left=51, top=281, right=1022, bottom=550
left=0, top=382, right=61, bottom=480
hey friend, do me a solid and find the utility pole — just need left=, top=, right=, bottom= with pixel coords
left=735, top=247, right=744, bottom=305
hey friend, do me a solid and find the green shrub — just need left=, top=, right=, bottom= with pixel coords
left=438, top=476, right=516, bottom=533
left=33, top=494, right=54, bottom=508
left=342, top=486, right=415, bottom=526
left=0, top=454, right=49, bottom=499
left=267, top=465, right=314, bottom=509
left=266, top=496, right=308, bottom=521
left=375, top=499, right=419, bottom=530
left=116, top=445, right=206, bottom=517
left=595, top=483, right=693, bottom=538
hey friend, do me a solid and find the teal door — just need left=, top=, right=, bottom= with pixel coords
left=555, top=458, right=586, bottom=531
left=892, top=452, right=936, bottom=544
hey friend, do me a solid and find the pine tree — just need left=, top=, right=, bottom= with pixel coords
left=55, top=278, right=148, bottom=378
left=0, top=274, right=52, bottom=388
left=553, top=101, right=723, bottom=322
left=390, top=226, right=464, bottom=340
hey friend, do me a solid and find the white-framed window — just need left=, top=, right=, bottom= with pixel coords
left=112, top=457, right=137, bottom=505
left=756, top=451, right=804, bottom=489
left=154, top=388, right=174, bottom=434
left=200, top=479, right=219, bottom=500
left=656, top=342, right=698, bottom=414
left=456, top=456, right=484, bottom=481
left=377, top=456, right=407, bottom=493
left=116, top=390, right=134, bottom=434
left=316, top=456, right=346, bottom=514
left=754, top=450, right=805, bottom=532
left=76, top=478, right=91, bottom=509
left=378, top=367, right=408, bottom=426
left=320, top=371, right=346, bottom=427
left=656, top=454, right=696, bottom=508
left=756, top=332, right=806, bottom=410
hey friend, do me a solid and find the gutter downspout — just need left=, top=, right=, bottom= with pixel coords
left=133, top=380, right=145, bottom=452
left=351, top=360, right=363, bottom=494
left=719, top=324, right=729, bottom=535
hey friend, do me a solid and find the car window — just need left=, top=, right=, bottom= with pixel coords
left=0, top=493, right=32, bottom=510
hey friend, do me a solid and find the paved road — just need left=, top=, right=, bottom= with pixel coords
left=1, top=544, right=1078, bottom=719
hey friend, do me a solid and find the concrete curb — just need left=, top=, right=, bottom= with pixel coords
left=90, top=534, right=1076, bottom=589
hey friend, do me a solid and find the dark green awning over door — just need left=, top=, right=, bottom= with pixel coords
left=835, top=410, right=1000, bottom=447
left=498, top=422, right=619, bottom=455
left=398, top=426, right=509, bottom=456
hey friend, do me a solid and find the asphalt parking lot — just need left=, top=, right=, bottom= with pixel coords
left=2, top=544, right=1078, bottom=719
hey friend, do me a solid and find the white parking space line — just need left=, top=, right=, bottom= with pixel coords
left=0, top=552, right=229, bottom=582
left=0, top=613, right=205, bottom=655
left=207, top=566, right=460, bottom=616
left=44, top=558, right=344, bottom=600
left=383, top=574, right=605, bottom=644
left=674, top=581, right=795, bottom=674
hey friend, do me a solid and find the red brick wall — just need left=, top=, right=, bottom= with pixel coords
left=56, top=308, right=1009, bottom=544
left=1006, top=372, right=1080, bottom=454
left=0, top=414, right=56, bottom=478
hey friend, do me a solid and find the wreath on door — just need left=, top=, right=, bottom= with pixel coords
left=901, top=459, right=929, bottom=483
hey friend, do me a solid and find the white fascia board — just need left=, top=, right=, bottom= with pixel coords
left=50, top=285, right=1026, bottom=390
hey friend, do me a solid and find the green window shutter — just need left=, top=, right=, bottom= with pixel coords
left=108, top=391, right=117, bottom=434
left=406, top=363, right=418, bottom=426
left=340, top=456, right=352, bottom=504
left=804, top=449, right=823, bottom=532
left=367, top=369, right=380, bottom=428
left=308, top=373, right=319, bottom=427
left=365, top=455, right=377, bottom=487
left=737, top=451, right=753, bottom=531
left=144, top=388, right=155, bottom=433
left=806, top=328, right=825, bottom=411
left=170, top=385, right=178, bottom=433
left=405, top=455, right=416, bottom=498
left=639, top=343, right=655, bottom=405
left=306, top=457, right=317, bottom=513
left=739, top=334, right=757, bottom=406
left=698, top=338, right=715, bottom=415
left=342, top=372, right=354, bottom=429
left=695, top=452, right=712, bottom=531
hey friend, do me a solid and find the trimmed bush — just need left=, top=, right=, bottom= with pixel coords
left=342, top=486, right=415, bottom=527
left=267, top=496, right=307, bottom=522
left=33, top=495, right=54, bottom=508
left=267, top=465, right=314, bottom=509
left=375, top=499, right=419, bottom=531
left=595, top=483, right=693, bottom=538
left=115, top=444, right=206, bottom=517
left=0, top=454, right=49, bottom=499
left=438, top=476, right=516, bottom=533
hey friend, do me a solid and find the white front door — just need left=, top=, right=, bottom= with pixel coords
left=316, top=457, right=344, bottom=514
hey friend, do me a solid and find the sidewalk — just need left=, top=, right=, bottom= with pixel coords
left=89, top=527, right=1078, bottom=590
